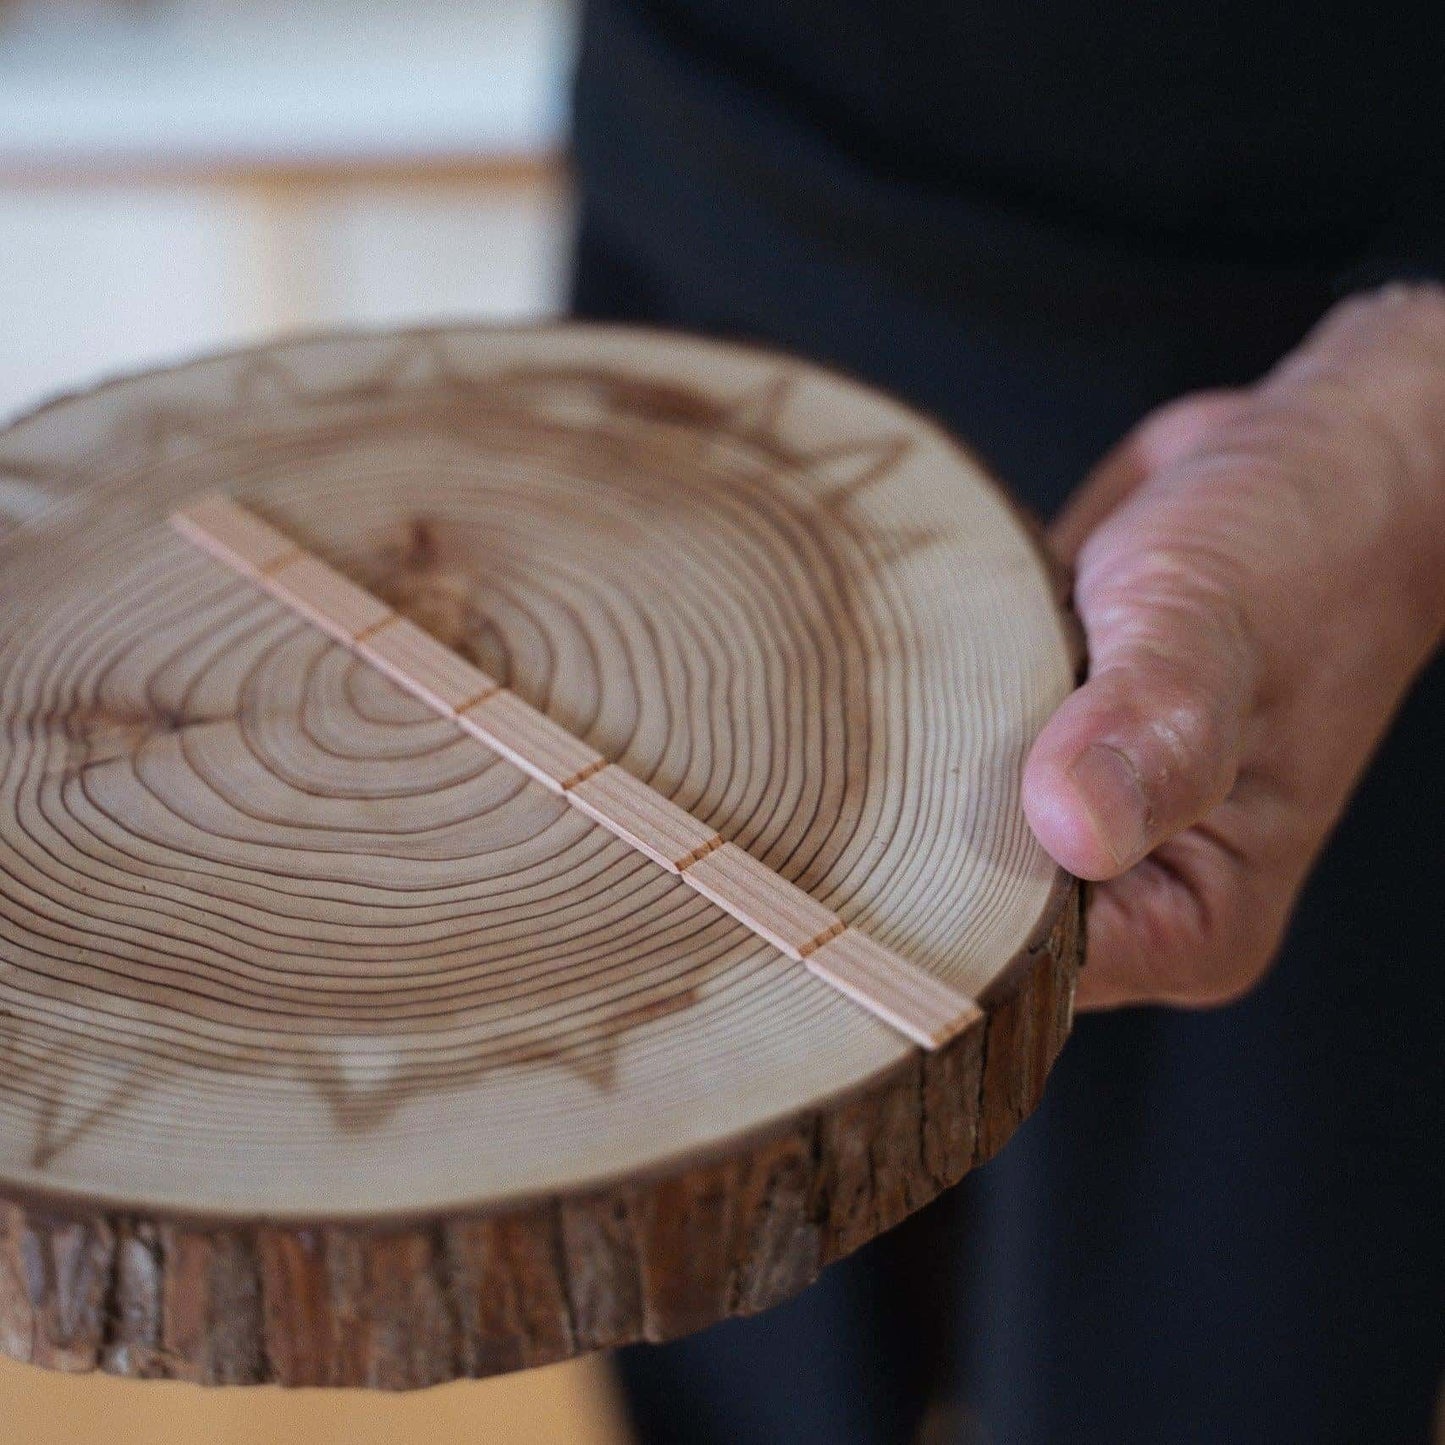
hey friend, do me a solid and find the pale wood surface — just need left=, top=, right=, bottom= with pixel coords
left=172, top=493, right=978, bottom=1045
left=0, top=324, right=1081, bottom=1386
left=807, top=929, right=984, bottom=1050
left=568, top=765, right=722, bottom=873
left=678, top=843, right=844, bottom=961
left=458, top=688, right=608, bottom=793
left=359, top=617, right=502, bottom=716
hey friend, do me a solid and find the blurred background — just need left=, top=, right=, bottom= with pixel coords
left=1, top=0, right=631, bottom=1439
left=0, top=0, right=576, bottom=419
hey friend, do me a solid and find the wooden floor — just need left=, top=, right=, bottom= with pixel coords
left=0, top=1353, right=632, bottom=1445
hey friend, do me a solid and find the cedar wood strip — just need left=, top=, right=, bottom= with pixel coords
left=170, top=494, right=981, bottom=1049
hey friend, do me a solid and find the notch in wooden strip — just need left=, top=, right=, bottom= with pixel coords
left=172, top=493, right=299, bottom=577
left=458, top=690, right=606, bottom=793
left=569, top=765, right=723, bottom=873
left=806, top=929, right=982, bottom=1049
left=680, top=843, right=844, bottom=961
left=260, top=554, right=394, bottom=645
left=359, top=616, right=502, bottom=716
left=170, top=494, right=982, bottom=1051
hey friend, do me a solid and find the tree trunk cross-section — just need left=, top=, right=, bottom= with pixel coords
left=0, top=324, right=1084, bottom=1387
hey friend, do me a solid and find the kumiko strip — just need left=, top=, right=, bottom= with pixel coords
left=170, top=493, right=982, bottom=1049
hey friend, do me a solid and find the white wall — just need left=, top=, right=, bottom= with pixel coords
left=0, top=178, right=574, bottom=421
left=0, top=0, right=576, bottom=420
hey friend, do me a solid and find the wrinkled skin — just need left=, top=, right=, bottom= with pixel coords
left=1022, top=283, right=1445, bottom=1009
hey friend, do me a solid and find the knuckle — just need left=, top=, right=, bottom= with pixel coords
left=1137, top=389, right=1245, bottom=462
left=1102, top=666, right=1241, bottom=808
left=1085, top=542, right=1254, bottom=658
left=1362, top=278, right=1445, bottom=320
left=1149, top=681, right=1234, bottom=773
left=1306, top=282, right=1445, bottom=377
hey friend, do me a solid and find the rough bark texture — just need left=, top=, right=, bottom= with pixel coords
left=0, top=886, right=1081, bottom=1389
left=0, top=323, right=1085, bottom=1389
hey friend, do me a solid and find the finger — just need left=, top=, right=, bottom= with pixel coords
left=1050, top=390, right=1245, bottom=563
left=1022, top=541, right=1257, bottom=881
left=1074, top=830, right=1285, bottom=1009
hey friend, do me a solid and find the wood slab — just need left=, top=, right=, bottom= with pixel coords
left=172, top=494, right=981, bottom=1047
left=0, top=324, right=1083, bottom=1388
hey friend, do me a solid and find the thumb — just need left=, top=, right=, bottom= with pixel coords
left=1023, top=539, right=1257, bottom=881
left=1051, top=389, right=1246, bottom=563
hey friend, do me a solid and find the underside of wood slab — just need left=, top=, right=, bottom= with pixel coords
left=0, top=323, right=1083, bottom=1388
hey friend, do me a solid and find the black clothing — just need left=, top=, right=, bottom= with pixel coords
left=570, top=4, right=1445, bottom=1439
left=586, top=0, right=1441, bottom=261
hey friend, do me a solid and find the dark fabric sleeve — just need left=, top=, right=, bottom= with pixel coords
left=1335, top=161, right=1445, bottom=294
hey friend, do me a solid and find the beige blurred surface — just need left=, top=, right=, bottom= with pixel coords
left=0, top=0, right=577, bottom=418
left=0, top=1352, right=632, bottom=1445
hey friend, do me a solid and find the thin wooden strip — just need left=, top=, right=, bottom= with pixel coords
left=680, top=843, right=844, bottom=961
left=458, top=690, right=606, bottom=794
left=806, top=929, right=982, bottom=1049
left=262, top=554, right=395, bottom=645
left=171, top=493, right=300, bottom=577
left=357, top=616, right=502, bottom=716
left=568, top=765, right=723, bottom=873
left=169, top=496, right=975, bottom=1050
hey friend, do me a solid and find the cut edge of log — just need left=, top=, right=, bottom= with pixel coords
left=0, top=877, right=1082, bottom=1390
left=0, top=322, right=1088, bottom=1389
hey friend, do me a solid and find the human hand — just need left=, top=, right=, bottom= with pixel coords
left=1023, top=284, right=1445, bottom=1009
